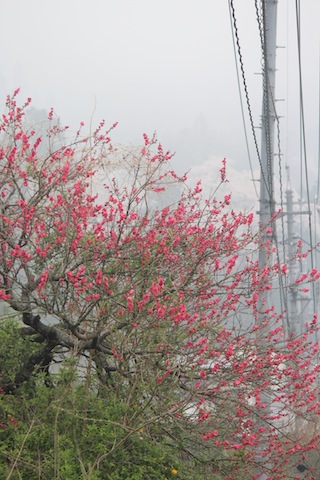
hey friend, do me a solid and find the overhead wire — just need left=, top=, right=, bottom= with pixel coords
left=229, top=1, right=289, bottom=324
left=228, top=0, right=316, bottom=327
left=315, top=45, right=320, bottom=280
left=273, top=107, right=289, bottom=320
left=227, top=1, right=259, bottom=199
left=228, top=0, right=272, bottom=202
left=255, top=0, right=288, bottom=318
left=297, top=0, right=304, bottom=275
left=268, top=30, right=289, bottom=318
left=317, top=46, right=320, bottom=204
left=295, top=0, right=316, bottom=316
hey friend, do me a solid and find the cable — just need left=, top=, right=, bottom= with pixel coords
left=230, top=1, right=283, bottom=312
left=274, top=107, right=289, bottom=321
left=317, top=45, right=320, bottom=203
left=256, top=0, right=288, bottom=318
left=229, top=0, right=272, bottom=202
left=296, top=0, right=305, bottom=280
left=228, top=1, right=259, bottom=200
left=270, top=72, right=288, bottom=317
left=295, top=0, right=317, bottom=317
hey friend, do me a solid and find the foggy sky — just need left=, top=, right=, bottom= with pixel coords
left=1, top=0, right=320, bottom=209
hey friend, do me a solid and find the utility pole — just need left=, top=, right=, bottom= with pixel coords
left=285, top=167, right=311, bottom=336
left=286, top=172, right=299, bottom=336
left=257, top=2, right=278, bottom=479
left=258, top=0, right=278, bottom=304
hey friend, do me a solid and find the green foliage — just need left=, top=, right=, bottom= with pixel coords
left=0, top=321, right=209, bottom=479
left=0, top=312, right=255, bottom=480
left=0, top=319, right=39, bottom=383
left=0, top=378, right=207, bottom=479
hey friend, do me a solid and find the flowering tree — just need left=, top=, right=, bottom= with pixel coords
left=0, top=90, right=320, bottom=479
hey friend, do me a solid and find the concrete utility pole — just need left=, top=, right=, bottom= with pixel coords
left=258, top=0, right=278, bottom=303
left=257, top=2, right=278, bottom=479
left=286, top=180, right=299, bottom=336
left=285, top=169, right=312, bottom=337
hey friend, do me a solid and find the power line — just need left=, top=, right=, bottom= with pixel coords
left=229, top=0, right=272, bottom=201
left=228, top=1, right=259, bottom=200
left=269, top=71, right=288, bottom=316
left=317, top=45, right=320, bottom=203
left=295, top=0, right=316, bottom=315
left=274, top=110, right=289, bottom=319
left=256, top=0, right=288, bottom=317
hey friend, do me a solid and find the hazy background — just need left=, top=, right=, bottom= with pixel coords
left=1, top=0, right=320, bottom=210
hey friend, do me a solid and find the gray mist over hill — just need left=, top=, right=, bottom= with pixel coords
left=0, top=1, right=319, bottom=213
